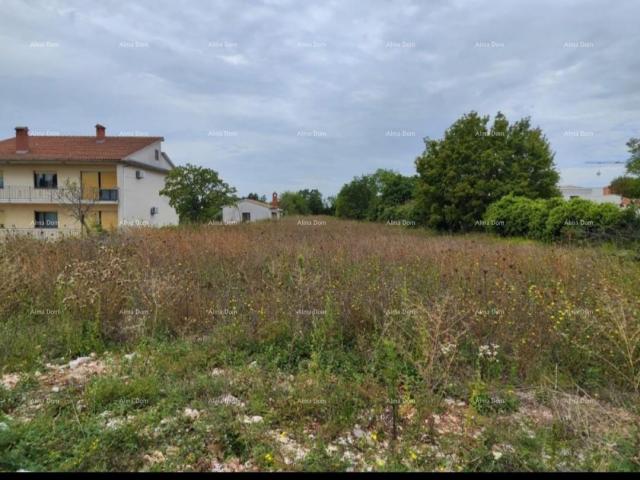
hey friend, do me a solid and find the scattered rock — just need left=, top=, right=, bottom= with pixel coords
left=211, top=457, right=252, bottom=472
left=242, top=415, right=263, bottom=424
left=106, top=418, right=124, bottom=430
left=68, top=356, right=92, bottom=369
left=1, top=373, right=20, bottom=390
left=352, top=426, right=366, bottom=439
left=211, top=368, right=225, bottom=376
left=124, top=353, right=137, bottom=361
left=143, top=450, right=166, bottom=466
left=326, top=444, right=339, bottom=454
left=184, top=407, right=200, bottom=420
left=271, top=431, right=308, bottom=465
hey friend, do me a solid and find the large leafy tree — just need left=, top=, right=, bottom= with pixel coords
left=279, top=189, right=330, bottom=215
left=160, top=163, right=236, bottom=223
left=279, top=191, right=311, bottom=215
left=335, top=169, right=417, bottom=220
left=298, top=189, right=325, bottom=215
left=414, top=111, right=559, bottom=231
left=335, top=175, right=378, bottom=219
left=610, top=138, right=640, bottom=200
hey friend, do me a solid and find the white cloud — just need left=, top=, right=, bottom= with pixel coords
left=0, top=0, right=638, bottom=196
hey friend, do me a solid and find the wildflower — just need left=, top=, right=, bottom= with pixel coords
left=370, top=432, right=378, bottom=442
left=264, top=452, right=274, bottom=464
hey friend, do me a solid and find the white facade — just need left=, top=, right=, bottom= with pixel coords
left=222, top=199, right=282, bottom=224
left=118, top=141, right=179, bottom=227
left=559, top=185, right=624, bottom=206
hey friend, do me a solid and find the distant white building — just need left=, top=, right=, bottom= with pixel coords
left=222, top=193, right=283, bottom=224
left=559, top=185, right=628, bottom=207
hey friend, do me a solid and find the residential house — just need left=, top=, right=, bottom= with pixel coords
left=222, top=193, right=283, bottom=224
left=0, top=124, right=179, bottom=238
left=559, top=185, right=632, bottom=207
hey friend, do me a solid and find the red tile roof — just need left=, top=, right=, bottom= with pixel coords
left=0, top=135, right=163, bottom=161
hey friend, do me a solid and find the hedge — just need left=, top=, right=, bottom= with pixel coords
left=483, top=194, right=639, bottom=242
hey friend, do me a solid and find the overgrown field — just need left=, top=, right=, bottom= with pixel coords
left=1, top=218, right=639, bottom=471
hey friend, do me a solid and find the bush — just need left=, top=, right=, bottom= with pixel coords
left=484, top=195, right=639, bottom=243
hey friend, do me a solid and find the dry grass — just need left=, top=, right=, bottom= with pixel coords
left=1, top=216, right=639, bottom=396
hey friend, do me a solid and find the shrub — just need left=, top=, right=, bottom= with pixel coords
left=484, top=195, right=639, bottom=244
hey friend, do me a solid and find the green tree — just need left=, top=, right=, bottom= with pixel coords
left=279, top=191, right=310, bottom=215
left=298, top=189, right=325, bottom=215
left=246, top=192, right=266, bottom=202
left=335, top=170, right=417, bottom=221
left=610, top=138, right=640, bottom=201
left=160, top=163, right=236, bottom=223
left=335, top=175, right=377, bottom=219
left=414, top=111, right=560, bottom=231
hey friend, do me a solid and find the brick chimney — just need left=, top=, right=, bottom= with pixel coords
left=95, top=124, right=106, bottom=142
left=15, top=126, right=29, bottom=153
left=271, top=192, right=279, bottom=208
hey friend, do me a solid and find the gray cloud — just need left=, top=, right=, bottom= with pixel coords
left=1, top=0, right=638, bottom=195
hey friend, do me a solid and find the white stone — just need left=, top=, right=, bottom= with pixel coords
left=183, top=407, right=200, bottom=420
left=242, top=415, right=263, bottom=424
left=68, top=356, right=92, bottom=369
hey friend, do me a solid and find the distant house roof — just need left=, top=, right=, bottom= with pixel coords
left=0, top=135, right=163, bottom=162
left=225, top=198, right=282, bottom=210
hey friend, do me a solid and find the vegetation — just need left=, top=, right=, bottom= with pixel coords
left=610, top=138, right=640, bottom=201
left=56, top=179, right=99, bottom=235
left=414, top=112, right=560, bottom=231
left=335, top=169, right=417, bottom=223
left=279, top=189, right=331, bottom=216
left=1, top=219, right=639, bottom=471
left=160, top=164, right=237, bottom=223
left=483, top=194, right=640, bottom=244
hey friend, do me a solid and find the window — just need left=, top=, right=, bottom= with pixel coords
left=0, top=210, right=4, bottom=228
left=34, top=211, right=58, bottom=229
left=271, top=211, right=277, bottom=219
left=0, top=171, right=3, bottom=189
left=34, top=172, right=57, bottom=189
left=155, top=149, right=160, bottom=161
left=242, top=212, right=251, bottom=222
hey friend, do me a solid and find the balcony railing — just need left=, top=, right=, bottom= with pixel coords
left=0, top=186, right=118, bottom=203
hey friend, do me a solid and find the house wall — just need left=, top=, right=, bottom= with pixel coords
left=0, top=164, right=116, bottom=187
left=0, top=203, right=118, bottom=238
left=117, top=164, right=178, bottom=226
left=559, top=186, right=623, bottom=206
left=116, top=141, right=178, bottom=226
left=123, top=141, right=173, bottom=170
left=222, top=200, right=274, bottom=224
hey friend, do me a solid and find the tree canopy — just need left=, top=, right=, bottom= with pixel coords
left=414, top=111, right=559, bottom=231
left=160, top=163, right=236, bottom=223
left=335, top=169, right=417, bottom=221
left=279, top=189, right=329, bottom=215
left=610, top=138, right=640, bottom=200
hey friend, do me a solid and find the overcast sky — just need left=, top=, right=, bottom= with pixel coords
left=1, top=0, right=638, bottom=196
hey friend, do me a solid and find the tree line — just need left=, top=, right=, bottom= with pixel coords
left=160, top=111, right=638, bottom=241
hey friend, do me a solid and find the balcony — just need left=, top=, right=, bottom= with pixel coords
left=0, top=186, right=119, bottom=204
